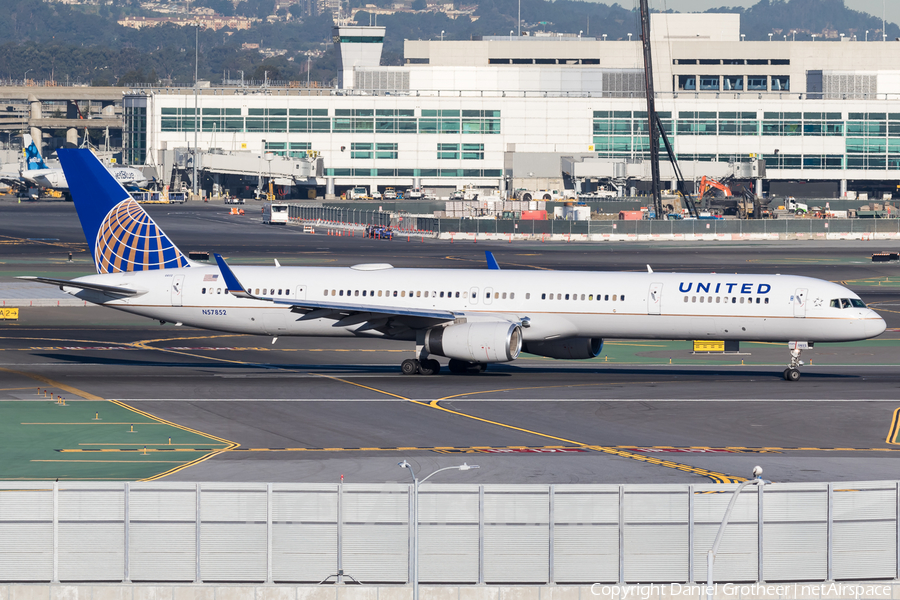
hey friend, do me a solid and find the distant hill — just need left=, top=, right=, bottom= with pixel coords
left=361, top=0, right=900, bottom=58
left=706, top=0, right=900, bottom=40
left=0, top=0, right=896, bottom=87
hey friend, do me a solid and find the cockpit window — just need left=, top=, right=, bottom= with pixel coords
left=831, top=298, right=867, bottom=309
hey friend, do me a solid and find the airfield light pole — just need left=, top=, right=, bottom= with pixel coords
left=517, top=0, right=521, bottom=37
left=193, top=25, right=199, bottom=198
left=706, top=467, right=768, bottom=600
left=399, top=461, right=480, bottom=600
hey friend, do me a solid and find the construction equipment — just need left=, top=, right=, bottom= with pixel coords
left=698, top=176, right=768, bottom=219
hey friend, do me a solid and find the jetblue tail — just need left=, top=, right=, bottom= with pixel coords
left=57, top=148, right=190, bottom=274
left=22, top=134, right=47, bottom=170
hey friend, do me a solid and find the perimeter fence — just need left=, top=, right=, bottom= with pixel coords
left=285, top=205, right=900, bottom=238
left=1, top=481, right=898, bottom=584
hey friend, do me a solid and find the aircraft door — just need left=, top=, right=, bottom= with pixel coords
left=648, top=282, right=663, bottom=315
left=295, top=285, right=307, bottom=300
left=484, top=287, right=493, bottom=305
left=170, top=274, right=185, bottom=307
left=793, top=288, right=808, bottom=317
left=469, top=287, right=479, bottom=305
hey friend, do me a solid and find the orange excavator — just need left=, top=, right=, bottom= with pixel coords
left=698, top=176, right=733, bottom=199
left=698, top=176, right=768, bottom=218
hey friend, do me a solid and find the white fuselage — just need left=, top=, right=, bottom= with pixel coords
left=23, top=166, right=147, bottom=191
left=64, top=266, right=886, bottom=344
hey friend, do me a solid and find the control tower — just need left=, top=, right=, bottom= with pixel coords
left=333, top=25, right=385, bottom=89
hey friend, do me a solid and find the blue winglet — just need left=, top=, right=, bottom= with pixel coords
left=485, top=251, right=500, bottom=270
left=214, top=253, right=251, bottom=297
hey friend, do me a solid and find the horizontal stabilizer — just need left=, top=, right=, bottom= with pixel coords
left=17, top=276, right=146, bottom=296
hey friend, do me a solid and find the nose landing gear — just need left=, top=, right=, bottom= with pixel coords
left=783, top=341, right=811, bottom=381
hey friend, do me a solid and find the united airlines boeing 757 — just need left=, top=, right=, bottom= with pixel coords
left=21, top=149, right=886, bottom=381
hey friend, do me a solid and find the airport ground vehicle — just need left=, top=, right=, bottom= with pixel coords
left=263, top=203, right=289, bottom=224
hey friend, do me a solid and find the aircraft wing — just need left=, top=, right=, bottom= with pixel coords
left=214, top=253, right=457, bottom=323
left=17, top=276, right=147, bottom=297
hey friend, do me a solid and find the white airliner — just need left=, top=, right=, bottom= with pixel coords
left=21, top=149, right=886, bottom=381
left=19, top=135, right=148, bottom=192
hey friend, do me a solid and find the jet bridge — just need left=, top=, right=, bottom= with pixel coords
left=195, top=150, right=323, bottom=184
left=163, top=148, right=324, bottom=197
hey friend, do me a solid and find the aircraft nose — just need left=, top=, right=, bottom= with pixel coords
left=865, top=312, right=887, bottom=338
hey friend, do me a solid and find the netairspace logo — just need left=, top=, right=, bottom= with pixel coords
left=589, top=582, right=892, bottom=598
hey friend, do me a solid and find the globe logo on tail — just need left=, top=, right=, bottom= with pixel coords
left=94, top=199, right=190, bottom=273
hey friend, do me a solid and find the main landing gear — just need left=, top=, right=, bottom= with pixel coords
left=399, top=358, right=488, bottom=375
left=400, top=358, right=441, bottom=375
left=783, top=341, right=811, bottom=381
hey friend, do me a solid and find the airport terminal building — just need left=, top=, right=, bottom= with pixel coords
left=124, top=14, right=900, bottom=198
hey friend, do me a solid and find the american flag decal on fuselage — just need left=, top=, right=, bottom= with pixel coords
left=94, top=198, right=190, bottom=273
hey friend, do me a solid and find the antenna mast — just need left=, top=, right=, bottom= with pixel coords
left=638, top=0, right=663, bottom=220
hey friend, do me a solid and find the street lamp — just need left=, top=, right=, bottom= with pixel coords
left=24, top=69, right=31, bottom=83
left=706, top=466, right=769, bottom=600
left=399, top=461, right=480, bottom=600
left=440, top=30, right=445, bottom=41
left=509, top=30, right=513, bottom=41
left=306, top=56, right=311, bottom=88
left=866, top=30, right=869, bottom=42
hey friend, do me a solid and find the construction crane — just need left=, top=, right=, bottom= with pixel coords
left=638, top=0, right=700, bottom=219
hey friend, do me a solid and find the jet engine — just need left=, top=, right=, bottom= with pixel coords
left=523, top=337, right=603, bottom=360
left=425, top=321, right=522, bottom=363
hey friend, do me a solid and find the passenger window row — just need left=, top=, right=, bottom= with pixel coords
left=324, top=289, right=469, bottom=298
left=202, top=288, right=223, bottom=294
left=541, top=293, right=625, bottom=301
left=685, top=295, right=769, bottom=305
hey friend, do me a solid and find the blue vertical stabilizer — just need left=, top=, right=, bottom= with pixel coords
left=57, top=148, right=190, bottom=274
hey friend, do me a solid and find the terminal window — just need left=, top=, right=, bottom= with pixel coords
left=375, top=143, right=398, bottom=159
left=699, top=76, right=720, bottom=91
left=289, top=108, right=330, bottom=133
left=677, top=75, right=696, bottom=91
left=723, top=76, right=743, bottom=91
left=437, top=143, right=458, bottom=159
left=762, top=112, right=802, bottom=136
left=351, top=142, right=373, bottom=159
left=747, top=76, right=767, bottom=91
left=771, top=76, right=790, bottom=91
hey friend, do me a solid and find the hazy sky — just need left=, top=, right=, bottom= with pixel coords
left=620, top=0, right=900, bottom=25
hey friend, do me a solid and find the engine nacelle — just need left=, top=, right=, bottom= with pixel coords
left=425, top=321, right=522, bottom=363
left=523, top=337, right=603, bottom=360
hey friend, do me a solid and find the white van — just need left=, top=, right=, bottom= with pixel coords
left=263, top=203, right=290, bottom=225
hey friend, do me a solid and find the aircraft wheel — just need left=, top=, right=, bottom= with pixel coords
left=418, top=359, right=440, bottom=375
left=473, top=363, right=488, bottom=373
left=785, top=368, right=801, bottom=382
left=448, top=359, right=467, bottom=374
left=401, top=359, right=420, bottom=375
